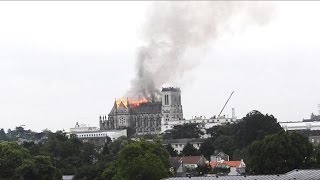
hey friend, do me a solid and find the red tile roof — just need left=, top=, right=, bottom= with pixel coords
left=171, top=156, right=203, bottom=164
left=210, top=161, right=241, bottom=168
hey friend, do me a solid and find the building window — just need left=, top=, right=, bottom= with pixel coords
left=312, top=139, right=315, bottom=143
left=165, top=95, right=169, bottom=105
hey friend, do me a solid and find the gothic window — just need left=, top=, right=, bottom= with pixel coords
left=165, top=95, right=169, bottom=105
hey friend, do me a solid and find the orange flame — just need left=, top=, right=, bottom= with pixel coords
left=116, top=97, right=148, bottom=108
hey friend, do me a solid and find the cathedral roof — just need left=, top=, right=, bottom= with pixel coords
left=130, top=101, right=161, bottom=114
left=118, top=101, right=127, bottom=109
left=109, top=105, right=117, bottom=115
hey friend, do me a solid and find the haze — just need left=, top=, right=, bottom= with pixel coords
left=0, top=1, right=319, bottom=132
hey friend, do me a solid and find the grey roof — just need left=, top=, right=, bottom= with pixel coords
left=162, top=87, right=181, bottom=92
left=164, top=169, right=320, bottom=180
left=130, top=102, right=162, bottom=114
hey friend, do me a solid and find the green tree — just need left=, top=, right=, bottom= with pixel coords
left=246, top=131, right=313, bottom=175
left=181, top=142, right=199, bottom=156
left=0, top=128, right=8, bottom=141
left=0, top=141, right=61, bottom=180
left=166, top=143, right=178, bottom=157
left=199, top=138, right=215, bottom=159
left=108, top=136, right=130, bottom=157
left=102, top=140, right=170, bottom=180
left=0, top=141, right=30, bottom=178
left=205, top=110, right=282, bottom=159
left=234, top=110, right=282, bottom=149
left=213, top=135, right=235, bottom=157
left=17, top=155, right=61, bottom=180
left=313, top=144, right=320, bottom=167
left=163, top=124, right=204, bottom=140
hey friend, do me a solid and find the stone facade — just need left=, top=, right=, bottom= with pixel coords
left=100, top=87, right=183, bottom=135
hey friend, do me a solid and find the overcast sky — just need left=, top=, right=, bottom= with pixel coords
left=1, top=2, right=320, bottom=132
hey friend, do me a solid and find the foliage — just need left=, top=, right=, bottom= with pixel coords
left=199, top=138, right=215, bottom=159
left=102, top=140, right=171, bottom=180
left=213, top=135, right=235, bottom=157
left=312, top=144, right=320, bottom=168
left=181, top=142, right=199, bottom=156
left=211, top=166, right=230, bottom=175
left=234, top=110, right=282, bottom=149
left=73, top=137, right=131, bottom=180
left=163, top=123, right=204, bottom=140
left=246, top=131, right=313, bottom=175
left=0, top=141, right=61, bottom=180
left=0, top=128, right=8, bottom=141
left=195, top=164, right=212, bottom=176
left=204, top=110, right=282, bottom=160
left=166, top=143, right=178, bottom=156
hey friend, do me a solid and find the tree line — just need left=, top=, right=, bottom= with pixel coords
left=163, top=110, right=320, bottom=175
left=2, top=110, right=320, bottom=179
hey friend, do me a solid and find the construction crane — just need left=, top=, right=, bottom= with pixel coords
left=217, top=91, right=234, bottom=118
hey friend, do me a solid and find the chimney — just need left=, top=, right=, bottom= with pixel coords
left=232, top=108, right=236, bottom=119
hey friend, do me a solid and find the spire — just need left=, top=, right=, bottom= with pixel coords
left=114, top=98, right=117, bottom=108
left=127, top=97, right=130, bottom=108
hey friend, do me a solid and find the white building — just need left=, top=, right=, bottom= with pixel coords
left=163, top=138, right=205, bottom=154
left=279, top=121, right=320, bottom=131
left=67, top=122, right=127, bottom=142
left=161, top=115, right=239, bottom=137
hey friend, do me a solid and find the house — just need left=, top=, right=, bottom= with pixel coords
left=210, top=151, right=230, bottom=162
left=210, top=159, right=246, bottom=175
left=163, top=138, right=205, bottom=154
left=171, top=156, right=208, bottom=170
left=62, top=175, right=74, bottom=180
left=170, top=159, right=186, bottom=177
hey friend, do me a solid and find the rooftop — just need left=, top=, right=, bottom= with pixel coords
left=171, top=156, right=205, bottom=165
left=164, top=169, right=320, bottom=180
left=162, top=87, right=181, bottom=92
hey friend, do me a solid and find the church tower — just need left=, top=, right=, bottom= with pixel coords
left=161, top=87, right=183, bottom=125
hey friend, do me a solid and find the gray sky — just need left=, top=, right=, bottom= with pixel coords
left=0, top=2, right=320, bottom=132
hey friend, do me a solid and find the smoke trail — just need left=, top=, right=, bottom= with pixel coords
left=126, top=1, right=274, bottom=101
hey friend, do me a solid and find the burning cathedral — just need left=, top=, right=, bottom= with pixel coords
left=99, top=87, right=183, bottom=135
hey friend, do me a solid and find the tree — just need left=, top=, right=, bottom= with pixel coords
left=199, top=138, right=215, bottom=159
left=181, top=142, right=199, bottom=156
left=17, top=155, right=61, bottom=180
left=166, top=143, right=178, bottom=157
left=313, top=144, right=320, bottom=168
left=108, top=136, right=130, bottom=157
left=234, top=110, right=282, bottom=149
left=0, top=141, right=61, bottom=180
left=246, top=131, right=313, bottom=175
left=213, top=135, right=235, bottom=157
left=204, top=110, right=282, bottom=159
left=163, top=124, right=204, bottom=140
left=0, top=141, right=30, bottom=178
left=102, top=140, right=170, bottom=180
left=0, top=128, right=8, bottom=141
